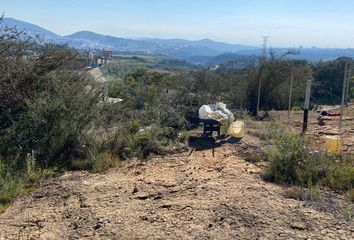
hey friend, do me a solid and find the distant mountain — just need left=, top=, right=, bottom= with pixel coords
left=231, top=47, right=354, bottom=63
left=1, top=18, right=259, bottom=62
left=2, top=17, right=354, bottom=64
left=1, top=18, right=59, bottom=40
left=141, top=38, right=255, bottom=54
left=63, top=31, right=149, bottom=51
left=62, top=33, right=255, bottom=59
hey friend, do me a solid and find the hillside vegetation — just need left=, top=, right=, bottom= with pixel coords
left=0, top=16, right=353, bottom=228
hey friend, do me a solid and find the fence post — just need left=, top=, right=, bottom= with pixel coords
left=302, top=79, right=312, bottom=133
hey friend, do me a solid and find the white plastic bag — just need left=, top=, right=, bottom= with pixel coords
left=199, top=102, right=233, bottom=121
left=198, top=102, right=235, bottom=135
left=199, top=105, right=214, bottom=119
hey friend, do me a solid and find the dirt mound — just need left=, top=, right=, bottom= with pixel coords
left=0, top=142, right=353, bottom=239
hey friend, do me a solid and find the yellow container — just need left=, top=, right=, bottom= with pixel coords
left=325, top=136, right=342, bottom=156
left=227, top=121, right=245, bottom=138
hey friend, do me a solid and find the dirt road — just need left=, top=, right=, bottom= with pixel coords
left=0, top=140, right=353, bottom=239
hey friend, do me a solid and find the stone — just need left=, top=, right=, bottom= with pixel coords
left=291, top=222, right=307, bottom=231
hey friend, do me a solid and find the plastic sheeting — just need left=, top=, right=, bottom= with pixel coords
left=199, top=102, right=235, bottom=135
left=199, top=102, right=234, bottom=122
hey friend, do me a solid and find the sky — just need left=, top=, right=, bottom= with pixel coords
left=2, top=0, right=354, bottom=48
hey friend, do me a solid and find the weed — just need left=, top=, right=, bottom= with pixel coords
left=92, top=152, right=120, bottom=173
left=62, top=191, right=72, bottom=199
left=0, top=177, right=24, bottom=207
left=340, top=205, right=353, bottom=222
left=322, top=157, right=354, bottom=191
left=264, top=132, right=305, bottom=184
left=70, top=159, right=92, bottom=171
left=348, top=189, right=354, bottom=203
left=264, top=131, right=353, bottom=188
left=292, top=106, right=302, bottom=111
left=246, top=120, right=286, bottom=143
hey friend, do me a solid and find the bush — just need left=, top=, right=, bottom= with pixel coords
left=0, top=25, right=101, bottom=169
left=265, top=132, right=306, bottom=184
left=0, top=154, right=55, bottom=212
left=292, top=106, right=302, bottom=111
left=266, top=121, right=286, bottom=140
left=0, top=177, right=24, bottom=209
left=132, top=130, right=161, bottom=158
left=0, top=20, right=103, bottom=208
left=322, top=157, right=354, bottom=191
left=265, top=132, right=354, bottom=194
left=92, top=152, right=120, bottom=173
left=178, top=131, right=191, bottom=145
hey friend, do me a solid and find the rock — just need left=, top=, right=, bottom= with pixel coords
left=93, top=221, right=103, bottom=230
left=132, top=186, right=138, bottom=194
left=291, top=222, right=307, bottom=230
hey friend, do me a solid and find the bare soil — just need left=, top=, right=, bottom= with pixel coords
left=1, top=133, right=353, bottom=239
left=270, top=104, right=354, bottom=153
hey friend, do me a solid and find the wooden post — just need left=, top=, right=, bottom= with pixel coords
left=302, top=79, right=312, bottom=133
left=256, top=74, right=262, bottom=117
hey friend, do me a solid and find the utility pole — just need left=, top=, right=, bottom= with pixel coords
left=256, top=36, right=269, bottom=117
left=339, top=59, right=350, bottom=135
left=287, top=64, right=294, bottom=125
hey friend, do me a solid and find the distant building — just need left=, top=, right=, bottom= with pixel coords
left=87, top=50, right=94, bottom=60
left=101, top=49, right=113, bottom=60
left=86, top=50, right=94, bottom=66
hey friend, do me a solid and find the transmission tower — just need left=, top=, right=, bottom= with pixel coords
left=262, top=36, right=270, bottom=59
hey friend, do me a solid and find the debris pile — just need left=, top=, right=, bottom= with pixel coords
left=199, top=102, right=244, bottom=138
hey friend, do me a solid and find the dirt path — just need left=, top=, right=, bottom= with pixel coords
left=0, top=141, right=353, bottom=239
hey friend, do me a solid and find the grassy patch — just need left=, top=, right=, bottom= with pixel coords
left=247, top=120, right=286, bottom=142
left=0, top=157, right=55, bottom=214
left=0, top=177, right=24, bottom=208
left=264, top=132, right=354, bottom=191
left=92, top=152, right=120, bottom=173
left=264, top=129, right=354, bottom=216
left=322, top=157, right=354, bottom=191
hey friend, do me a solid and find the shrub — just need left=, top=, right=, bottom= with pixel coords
left=92, top=152, right=120, bottom=173
left=0, top=32, right=100, bottom=169
left=130, top=120, right=141, bottom=134
left=0, top=154, right=54, bottom=212
left=0, top=177, right=24, bottom=207
left=131, top=128, right=162, bottom=159
left=264, top=132, right=305, bottom=184
left=159, top=109, right=184, bottom=129
left=322, top=157, right=354, bottom=191
left=266, top=121, right=286, bottom=140
left=292, top=106, right=302, bottom=111
left=265, top=131, right=354, bottom=195
left=70, top=159, right=92, bottom=171
left=178, top=131, right=191, bottom=145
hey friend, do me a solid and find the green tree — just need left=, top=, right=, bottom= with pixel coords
left=0, top=17, right=101, bottom=169
left=312, top=58, right=350, bottom=104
